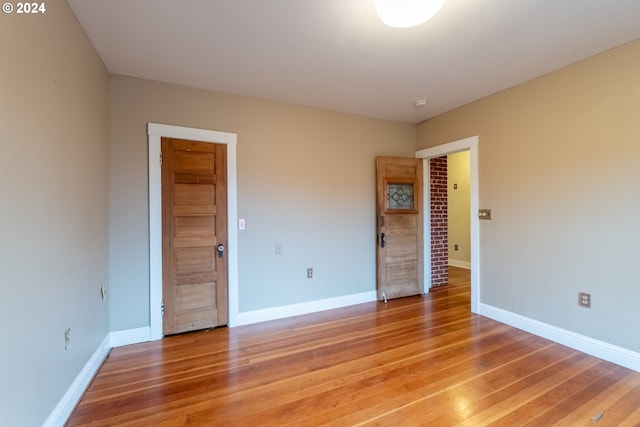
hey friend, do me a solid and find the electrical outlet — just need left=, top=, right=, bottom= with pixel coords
left=454, top=244, right=459, bottom=251
left=275, top=244, right=283, bottom=255
left=64, top=328, right=71, bottom=350
left=307, top=268, right=313, bottom=279
left=578, top=292, right=591, bottom=308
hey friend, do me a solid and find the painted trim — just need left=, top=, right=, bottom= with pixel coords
left=422, top=158, right=431, bottom=293
left=448, top=259, right=471, bottom=269
left=109, top=327, right=151, bottom=348
left=43, top=335, right=111, bottom=427
left=148, top=123, right=239, bottom=339
left=416, top=136, right=479, bottom=157
left=416, top=136, right=480, bottom=313
left=148, top=134, right=162, bottom=340
left=479, top=304, right=640, bottom=372
left=235, top=291, right=378, bottom=326
left=45, top=327, right=153, bottom=426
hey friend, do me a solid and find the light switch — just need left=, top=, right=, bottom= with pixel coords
left=238, top=218, right=246, bottom=230
left=478, top=209, right=492, bottom=220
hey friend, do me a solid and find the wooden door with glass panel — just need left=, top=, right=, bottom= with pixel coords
left=376, top=157, right=424, bottom=301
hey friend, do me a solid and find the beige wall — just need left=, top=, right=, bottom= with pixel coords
left=447, top=151, right=470, bottom=266
left=3, top=3, right=637, bottom=421
left=417, top=39, right=640, bottom=352
left=108, top=75, right=416, bottom=330
left=0, top=0, right=109, bottom=425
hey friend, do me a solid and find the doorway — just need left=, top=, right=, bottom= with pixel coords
left=148, top=123, right=238, bottom=341
left=416, top=136, right=479, bottom=313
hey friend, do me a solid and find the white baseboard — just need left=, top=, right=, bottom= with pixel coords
left=448, top=259, right=470, bottom=269
left=44, top=327, right=152, bottom=426
left=236, top=291, right=378, bottom=326
left=42, top=335, right=111, bottom=427
left=109, top=326, right=151, bottom=348
left=479, top=303, right=640, bottom=372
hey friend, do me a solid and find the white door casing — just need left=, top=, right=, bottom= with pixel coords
left=416, top=136, right=479, bottom=314
left=148, top=123, right=238, bottom=340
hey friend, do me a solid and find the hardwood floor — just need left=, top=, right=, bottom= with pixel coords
left=66, top=267, right=640, bottom=426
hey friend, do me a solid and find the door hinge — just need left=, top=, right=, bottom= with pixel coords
left=161, top=300, right=165, bottom=316
left=160, top=152, right=163, bottom=166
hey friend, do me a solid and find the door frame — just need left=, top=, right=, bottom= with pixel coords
left=416, top=135, right=479, bottom=313
left=148, top=123, right=239, bottom=340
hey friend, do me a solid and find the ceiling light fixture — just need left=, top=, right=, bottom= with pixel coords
left=375, top=0, right=445, bottom=28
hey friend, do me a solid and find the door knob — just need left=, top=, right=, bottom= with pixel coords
left=217, top=243, right=225, bottom=257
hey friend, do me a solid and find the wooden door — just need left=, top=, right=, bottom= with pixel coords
left=162, top=138, right=228, bottom=335
left=376, top=157, right=424, bottom=301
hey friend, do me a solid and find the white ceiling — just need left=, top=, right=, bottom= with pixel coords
left=67, top=0, right=640, bottom=123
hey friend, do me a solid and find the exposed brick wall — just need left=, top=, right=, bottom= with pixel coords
left=430, top=156, right=448, bottom=287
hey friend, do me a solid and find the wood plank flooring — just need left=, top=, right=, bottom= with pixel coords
left=66, top=267, right=640, bottom=426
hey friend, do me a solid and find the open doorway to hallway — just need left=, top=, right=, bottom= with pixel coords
left=429, top=151, right=471, bottom=292
left=416, top=135, right=479, bottom=313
